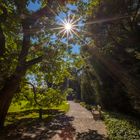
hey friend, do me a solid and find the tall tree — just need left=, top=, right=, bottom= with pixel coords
left=82, top=0, right=140, bottom=114
left=0, top=0, right=74, bottom=128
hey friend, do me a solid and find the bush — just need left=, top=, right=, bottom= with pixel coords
left=104, top=112, right=140, bottom=140
left=80, top=102, right=86, bottom=107
left=85, top=104, right=93, bottom=110
left=80, top=102, right=95, bottom=110
left=74, top=99, right=81, bottom=103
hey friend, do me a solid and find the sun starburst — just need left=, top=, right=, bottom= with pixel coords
left=64, top=23, right=72, bottom=31
left=52, top=15, right=82, bottom=41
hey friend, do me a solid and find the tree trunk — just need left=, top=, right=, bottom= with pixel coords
left=0, top=68, right=25, bottom=128
left=0, top=26, right=5, bottom=56
left=39, top=109, right=43, bottom=120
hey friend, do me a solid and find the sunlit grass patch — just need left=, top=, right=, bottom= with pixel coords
left=5, top=101, right=69, bottom=126
left=8, top=100, right=28, bottom=112
left=51, top=101, right=70, bottom=112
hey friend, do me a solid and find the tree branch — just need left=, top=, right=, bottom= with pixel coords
left=18, top=0, right=57, bottom=64
left=24, top=0, right=55, bottom=26
left=25, top=56, right=43, bottom=68
left=120, top=22, right=130, bottom=32
left=24, top=82, right=42, bottom=106
left=18, top=21, right=31, bottom=65
left=133, top=0, right=140, bottom=22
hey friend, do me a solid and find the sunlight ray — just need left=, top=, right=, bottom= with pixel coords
left=54, top=12, right=83, bottom=45
left=72, top=23, right=84, bottom=27
left=69, top=30, right=73, bottom=37
left=47, top=5, right=57, bottom=16
left=71, top=29, right=88, bottom=45
left=57, top=28, right=66, bottom=36
left=61, top=30, right=67, bottom=39
left=67, top=15, right=70, bottom=24
left=85, top=15, right=130, bottom=25
left=71, top=17, right=81, bottom=25
left=46, top=2, right=66, bottom=26
left=71, top=30, right=80, bottom=38
left=66, top=30, right=69, bottom=48
left=70, top=15, right=75, bottom=23
left=51, top=26, right=65, bottom=30
left=80, top=29, right=93, bottom=36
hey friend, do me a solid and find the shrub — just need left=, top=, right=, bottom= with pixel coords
left=80, top=102, right=95, bottom=110
left=80, top=102, right=86, bottom=107
left=74, top=99, right=80, bottom=103
left=85, top=104, right=93, bottom=110
left=104, top=112, right=140, bottom=140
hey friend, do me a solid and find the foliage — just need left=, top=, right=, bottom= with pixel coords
left=86, top=0, right=100, bottom=15
left=80, top=102, right=86, bottom=107
left=64, top=88, right=74, bottom=95
left=80, top=102, right=94, bottom=111
left=51, top=101, right=70, bottom=112
left=74, top=99, right=80, bottom=103
left=76, top=0, right=140, bottom=115
left=104, top=112, right=140, bottom=140
left=12, top=83, right=67, bottom=109
left=80, top=65, right=100, bottom=105
left=27, top=88, right=65, bottom=107
left=80, top=102, right=140, bottom=140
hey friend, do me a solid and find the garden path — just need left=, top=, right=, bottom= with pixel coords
left=51, top=101, right=107, bottom=140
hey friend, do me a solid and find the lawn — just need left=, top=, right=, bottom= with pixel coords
left=5, top=101, right=69, bottom=126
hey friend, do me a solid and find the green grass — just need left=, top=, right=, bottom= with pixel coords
left=8, top=101, right=69, bottom=113
left=5, top=101, right=69, bottom=126
left=51, top=101, right=70, bottom=112
left=8, top=100, right=28, bottom=112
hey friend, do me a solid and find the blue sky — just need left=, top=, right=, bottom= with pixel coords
left=27, top=1, right=80, bottom=54
left=27, top=1, right=41, bottom=11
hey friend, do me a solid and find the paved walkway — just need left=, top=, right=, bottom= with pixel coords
left=0, top=101, right=107, bottom=140
left=51, top=101, right=107, bottom=140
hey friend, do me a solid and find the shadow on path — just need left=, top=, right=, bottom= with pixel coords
left=0, top=109, right=75, bottom=140
left=0, top=102, right=108, bottom=140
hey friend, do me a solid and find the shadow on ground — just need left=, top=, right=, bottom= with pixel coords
left=0, top=109, right=75, bottom=140
left=0, top=109, right=108, bottom=140
left=76, top=129, right=107, bottom=140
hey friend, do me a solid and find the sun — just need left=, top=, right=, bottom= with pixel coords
left=52, top=15, right=81, bottom=40
left=64, top=23, right=72, bottom=31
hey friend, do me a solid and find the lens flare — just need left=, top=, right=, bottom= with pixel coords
left=52, top=15, right=81, bottom=41
left=64, top=23, right=72, bottom=31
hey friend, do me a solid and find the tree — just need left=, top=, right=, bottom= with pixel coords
left=80, top=0, right=140, bottom=114
left=0, top=0, right=75, bottom=128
